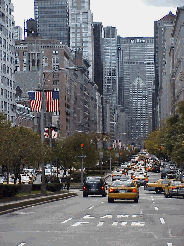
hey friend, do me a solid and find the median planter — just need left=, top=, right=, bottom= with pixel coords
left=19, top=184, right=32, bottom=193
left=0, top=192, right=78, bottom=215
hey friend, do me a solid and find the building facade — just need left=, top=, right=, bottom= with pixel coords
left=171, top=6, right=184, bottom=111
left=154, top=12, right=176, bottom=127
left=119, top=37, right=155, bottom=147
left=14, top=37, right=100, bottom=137
left=102, top=26, right=118, bottom=138
left=0, top=0, right=16, bottom=123
left=34, top=0, right=70, bottom=46
left=68, top=0, right=94, bottom=81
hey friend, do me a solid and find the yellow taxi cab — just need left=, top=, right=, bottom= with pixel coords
left=108, top=180, right=139, bottom=203
left=164, top=180, right=184, bottom=198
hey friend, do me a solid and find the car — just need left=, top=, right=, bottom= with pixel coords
left=133, top=173, right=149, bottom=186
left=151, top=164, right=160, bottom=173
left=144, top=178, right=171, bottom=193
left=0, top=174, right=5, bottom=184
left=112, top=171, right=123, bottom=181
left=20, top=174, right=32, bottom=184
left=83, top=176, right=107, bottom=197
left=108, top=180, right=139, bottom=203
left=164, top=180, right=184, bottom=198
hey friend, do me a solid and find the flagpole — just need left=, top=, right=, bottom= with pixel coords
left=40, top=57, right=47, bottom=196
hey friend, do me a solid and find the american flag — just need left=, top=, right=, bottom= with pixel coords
left=28, top=91, right=42, bottom=112
left=46, top=91, right=59, bottom=112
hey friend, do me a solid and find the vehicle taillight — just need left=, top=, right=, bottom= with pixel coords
left=134, top=178, right=138, bottom=181
left=132, top=188, right=137, bottom=193
left=172, top=186, right=175, bottom=189
left=112, top=174, right=114, bottom=177
left=83, top=186, right=86, bottom=190
left=145, top=178, right=148, bottom=181
left=101, top=186, right=105, bottom=190
left=109, top=188, right=114, bottom=193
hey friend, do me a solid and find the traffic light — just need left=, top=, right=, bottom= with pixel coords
left=81, top=143, right=84, bottom=150
left=109, top=147, right=111, bottom=152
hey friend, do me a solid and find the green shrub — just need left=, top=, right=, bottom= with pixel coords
left=32, top=184, right=42, bottom=191
left=46, top=183, right=63, bottom=192
left=0, top=184, right=21, bottom=198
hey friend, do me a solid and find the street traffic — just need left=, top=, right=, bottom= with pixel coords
left=0, top=162, right=184, bottom=246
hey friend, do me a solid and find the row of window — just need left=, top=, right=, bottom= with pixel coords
left=1, top=88, right=13, bottom=99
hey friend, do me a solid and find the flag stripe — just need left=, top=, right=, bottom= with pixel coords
left=28, top=91, right=42, bottom=112
left=46, top=91, right=59, bottom=112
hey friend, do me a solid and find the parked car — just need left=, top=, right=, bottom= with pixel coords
left=108, top=180, right=139, bottom=203
left=83, top=176, right=107, bottom=197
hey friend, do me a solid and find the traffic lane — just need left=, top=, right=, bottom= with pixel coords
left=141, top=185, right=184, bottom=245
left=0, top=188, right=150, bottom=246
left=0, top=186, right=181, bottom=246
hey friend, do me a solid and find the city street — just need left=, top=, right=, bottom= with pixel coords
left=0, top=173, right=184, bottom=246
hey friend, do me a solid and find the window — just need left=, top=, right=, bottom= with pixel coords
left=53, top=80, right=59, bottom=86
left=53, top=73, right=59, bottom=78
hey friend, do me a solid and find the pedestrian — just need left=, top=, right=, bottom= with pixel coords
left=66, top=177, right=70, bottom=190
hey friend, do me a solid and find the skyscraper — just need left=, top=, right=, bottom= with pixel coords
left=102, top=26, right=118, bottom=136
left=68, top=0, right=94, bottom=80
left=119, top=37, right=154, bottom=147
left=34, top=0, right=70, bottom=46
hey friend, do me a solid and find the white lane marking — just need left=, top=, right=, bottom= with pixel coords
left=61, top=218, right=72, bottom=224
left=112, top=222, right=118, bottom=226
left=89, top=206, right=94, bottom=210
left=97, top=222, right=104, bottom=226
left=100, top=201, right=104, bottom=204
left=100, top=214, right=112, bottom=219
left=83, top=214, right=95, bottom=219
left=140, top=210, right=143, bottom=215
left=167, top=243, right=172, bottom=246
left=121, top=222, right=128, bottom=226
left=15, top=212, right=35, bottom=215
left=160, top=218, right=165, bottom=224
left=117, top=214, right=129, bottom=218
left=155, top=207, right=159, bottom=210
left=17, top=243, right=26, bottom=246
left=132, top=215, right=137, bottom=218
left=71, top=222, right=89, bottom=227
left=131, top=222, right=145, bottom=227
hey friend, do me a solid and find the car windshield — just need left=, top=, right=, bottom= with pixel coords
left=85, top=177, right=102, bottom=182
left=111, top=180, right=135, bottom=187
left=171, top=181, right=181, bottom=186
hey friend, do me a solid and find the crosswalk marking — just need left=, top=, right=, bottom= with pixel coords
left=131, top=222, right=145, bottom=227
left=100, top=214, right=112, bottom=219
left=97, top=222, right=104, bottom=226
left=61, top=218, right=72, bottom=224
left=83, top=214, right=95, bottom=219
left=117, top=214, right=129, bottom=218
left=71, top=222, right=89, bottom=227
left=112, top=222, right=118, bottom=226
left=121, top=222, right=128, bottom=226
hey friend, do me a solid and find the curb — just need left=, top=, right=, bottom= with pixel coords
left=0, top=192, right=77, bottom=215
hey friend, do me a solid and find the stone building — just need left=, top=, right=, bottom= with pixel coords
left=14, top=37, right=101, bottom=137
left=171, top=6, right=184, bottom=112
left=0, top=0, right=16, bottom=123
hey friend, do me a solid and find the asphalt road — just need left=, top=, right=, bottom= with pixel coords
left=0, top=172, right=184, bottom=246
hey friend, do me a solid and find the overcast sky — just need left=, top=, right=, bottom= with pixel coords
left=11, top=0, right=182, bottom=38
